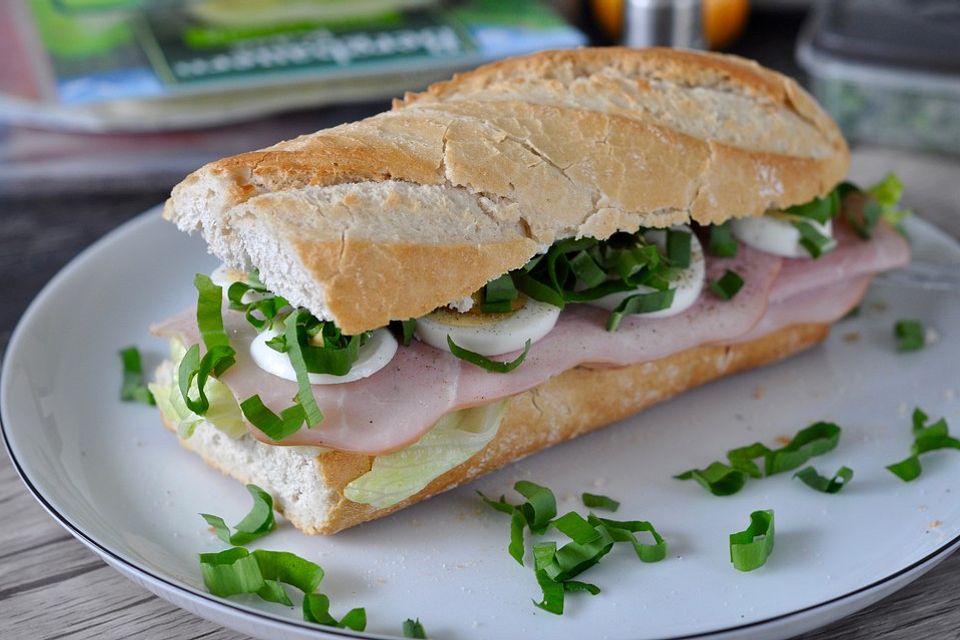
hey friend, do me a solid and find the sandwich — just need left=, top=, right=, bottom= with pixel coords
left=151, top=47, right=910, bottom=535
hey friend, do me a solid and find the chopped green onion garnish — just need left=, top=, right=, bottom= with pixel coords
left=708, top=222, right=738, bottom=257
left=581, top=493, right=620, bottom=512
left=532, top=538, right=603, bottom=615
left=786, top=190, right=839, bottom=224
left=402, top=618, right=428, bottom=638
left=303, top=593, right=366, bottom=631
left=478, top=300, right=511, bottom=314
left=480, top=481, right=557, bottom=532
left=177, top=343, right=236, bottom=415
left=400, top=319, right=416, bottom=346
left=256, top=579, right=293, bottom=606
left=247, top=296, right=290, bottom=331
left=708, top=269, right=744, bottom=300
left=194, top=273, right=232, bottom=351
left=912, top=407, right=946, bottom=437
left=838, top=174, right=911, bottom=239
left=666, top=228, right=692, bottom=268
left=200, top=484, right=276, bottom=546
left=239, top=395, right=307, bottom=441
left=764, top=422, right=841, bottom=476
left=512, top=270, right=566, bottom=309
left=514, top=480, right=558, bottom=533
left=482, top=481, right=664, bottom=616
left=848, top=200, right=884, bottom=240
left=537, top=522, right=616, bottom=583
left=199, top=547, right=266, bottom=598
left=303, top=593, right=367, bottom=631
left=569, top=251, right=607, bottom=289
left=894, top=319, right=925, bottom=352
left=867, top=173, right=903, bottom=208
left=726, top=442, right=772, bottom=479
left=303, top=593, right=338, bottom=631
left=606, top=289, right=675, bottom=332
left=552, top=511, right=600, bottom=544
left=533, top=541, right=565, bottom=614
left=563, top=580, right=602, bottom=596
left=227, top=279, right=288, bottom=331
left=729, top=510, right=775, bottom=571
left=674, top=461, right=747, bottom=496
left=615, top=244, right=658, bottom=282
left=447, top=336, right=531, bottom=373
left=589, top=515, right=667, bottom=563
left=794, top=466, right=854, bottom=494
left=479, top=481, right=557, bottom=563
left=511, top=229, right=685, bottom=331
left=886, top=456, right=924, bottom=482
left=389, top=319, right=416, bottom=345
left=283, top=311, right=324, bottom=427
left=198, top=547, right=323, bottom=602
left=507, top=510, right=526, bottom=563
left=178, top=274, right=237, bottom=414
left=253, top=550, right=325, bottom=594
left=481, top=273, right=519, bottom=313
left=867, top=173, right=912, bottom=236
left=119, top=346, right=155, bottom=405
left=793, top=220, right=836, bottom=259
left=676, top=422, right=842, bottom=495
left=564, top=279, right=635, bottom=304
left=887, top=409, right=960, bottom=481
left=274, top=312, right=368, bottom=377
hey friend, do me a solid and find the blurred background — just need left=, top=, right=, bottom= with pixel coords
left=1, top=0, right=959, bottom=337
left=2, top=4, right=960, bottom=639
left=2, top=0, right=958, bottom=196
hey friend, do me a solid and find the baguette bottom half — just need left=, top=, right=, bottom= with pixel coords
left=160, top=322, right=829, bottom=534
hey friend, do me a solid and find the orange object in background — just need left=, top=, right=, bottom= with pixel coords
left=703, top=0, right=749, bottom=48
left=591, top=0, right=624, bottom=39
left=590, top=0, right=749, bottom=49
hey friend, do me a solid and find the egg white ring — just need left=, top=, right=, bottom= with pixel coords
left=731, top=215, right=835, bottom=259
left=588, top=225, right=706, bottom=318
left=211, top=264, right=267, bottom=304
left=250, top=327, right=398, bottom=385
left=211, top=264, right=241, bottom=288
left=415, top=298, right=561, bottom=357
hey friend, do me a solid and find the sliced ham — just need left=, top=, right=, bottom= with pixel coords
left=152, top=223, right=909, bottom=455
left=733, top=275, right=872, bottom=344
left=451, top=246, right=780, bottom=407
left=769, top=222, right=908, bottom=304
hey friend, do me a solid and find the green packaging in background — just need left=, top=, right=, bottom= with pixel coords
left=26, top=0, right=585, bottom=105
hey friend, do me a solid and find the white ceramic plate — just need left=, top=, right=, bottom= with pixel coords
left=4, top=208, right=960, bottom=640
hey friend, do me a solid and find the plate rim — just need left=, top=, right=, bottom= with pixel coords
left=3, top=206, right=960, bottom=640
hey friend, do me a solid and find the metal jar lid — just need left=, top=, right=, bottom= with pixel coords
left=622, top=0, right=706, bottom=49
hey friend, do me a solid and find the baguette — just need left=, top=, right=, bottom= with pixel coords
left=161, top=322, right=828, bottom=534
left=164, top=48, right=848, bottom=335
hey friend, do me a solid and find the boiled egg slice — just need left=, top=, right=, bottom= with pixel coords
left=731, top=214, right=835, bottom=259
left=250, top=326, right=397, bottom=385
left=211, top=264, right=246, bottom=289
left=415, top=296, right=560, bottom=357
left=210, top=264, right=266, bottom=304
left=589, top=225, right=705, bottom=318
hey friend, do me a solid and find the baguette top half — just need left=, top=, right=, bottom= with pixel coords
left=164, top=47, right=849, bottom=335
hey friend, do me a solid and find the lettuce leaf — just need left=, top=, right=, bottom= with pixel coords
left=867, top=173, right=912, bottom=235
left=344, top=400, right=508, bottom=509
left=151, top=338, right=246, bottom=439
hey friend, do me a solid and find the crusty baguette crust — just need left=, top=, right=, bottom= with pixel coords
left=162, top=322, right=829, bottom=534
left=164, top=48, right=848, bottom=334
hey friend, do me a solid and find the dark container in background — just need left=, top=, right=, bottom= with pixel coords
left=798, top=0, right=960, bottom=156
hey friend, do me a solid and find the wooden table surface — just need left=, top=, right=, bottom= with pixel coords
left=1, top=147, right=958, bottom=639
